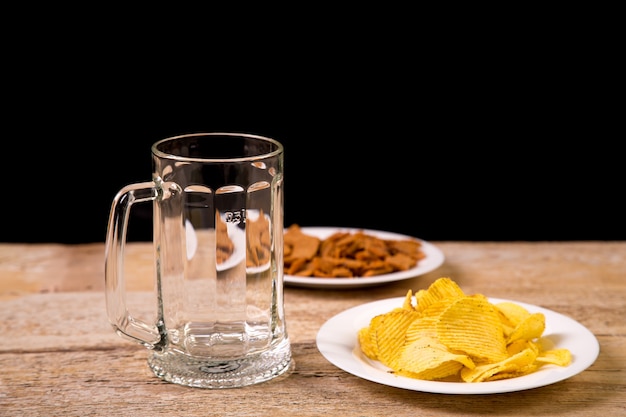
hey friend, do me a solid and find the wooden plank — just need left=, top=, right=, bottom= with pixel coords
left=0, top=241, right=625, bottom=416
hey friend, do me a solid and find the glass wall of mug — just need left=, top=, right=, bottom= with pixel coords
left=105, top=133, right=293, bottom=388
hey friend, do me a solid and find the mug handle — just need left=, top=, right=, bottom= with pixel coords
left=104, top=181, right=181, bottom=350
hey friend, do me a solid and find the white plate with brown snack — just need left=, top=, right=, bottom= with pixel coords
left=283, top=227, right=444, bottom=289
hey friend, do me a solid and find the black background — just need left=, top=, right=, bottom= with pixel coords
left=2, top=98, right=622, bottom=244
left=2, top=41, right=622, bottom=243
left=2, top=1, right=622, bottom=244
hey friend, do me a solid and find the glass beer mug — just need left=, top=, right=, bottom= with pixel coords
left=105, top=132, right=293, bottom=388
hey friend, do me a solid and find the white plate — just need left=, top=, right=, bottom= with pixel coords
left=316, top=297, right=599, bottom=394
left=284, top=227, right=445, bottom=289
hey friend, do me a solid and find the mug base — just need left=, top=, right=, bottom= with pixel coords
left=147, top=338, right=293, bottom=388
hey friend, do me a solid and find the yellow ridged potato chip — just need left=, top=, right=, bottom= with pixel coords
left=373, top=308, right=421, bottom=369
left=506, top=312, right=546, bottom=344
left=402, top=289, right=415, bottom=311
left=358, top=326, right=378, bottom=361
left=506, top=339, right=540, bottom=356
left=358, top=313, right=386, bottom=360
left=398, top=360, right=465, bottom=381
left=437, top=297, right=509, bottom=363
left=404, top=316, right=438, bottom=343
left=415, top=277, right=465, bottom=314
left=495, top=301, right=532, bottom=337
left=461, top=346, right=538, bottom=382
left=481, top=363, right=540, bottom=381
left=495, top=301, right=530, bottom=323
left=395, top=336, right=475, bottom=380
left=536, top=348, right=572, bottom=366
left=356, top=277, right=573, bottom=383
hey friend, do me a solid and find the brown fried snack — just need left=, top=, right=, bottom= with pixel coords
left=246, top=209, right=272, bottom=267
left=284, top=225, right=321, bottom=260
left=284, top=225, right=426, bottom=278
left=216, top=213, right=234, bottom=264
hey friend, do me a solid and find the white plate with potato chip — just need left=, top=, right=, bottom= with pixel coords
left=316, top=297, right=599, bottom=394
left=283, top=227, right=445, bottom=289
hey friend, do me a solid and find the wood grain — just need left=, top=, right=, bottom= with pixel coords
left=1, top=242, right=624, bottom=417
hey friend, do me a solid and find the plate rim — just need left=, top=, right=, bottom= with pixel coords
left=283, top=227, right=445, bottom=289
left=316, top=296, right=600, bottom=394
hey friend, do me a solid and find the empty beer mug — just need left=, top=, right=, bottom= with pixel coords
left=105, top=132, right=293, bottom=388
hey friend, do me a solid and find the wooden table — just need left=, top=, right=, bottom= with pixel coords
left=1, top=241, right=624, bottom=416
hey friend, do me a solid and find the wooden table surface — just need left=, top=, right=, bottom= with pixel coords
left=1, top=241, right=624, bottom=417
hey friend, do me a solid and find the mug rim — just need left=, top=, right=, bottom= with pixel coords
left=151, top=132, right=283, bottom=162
